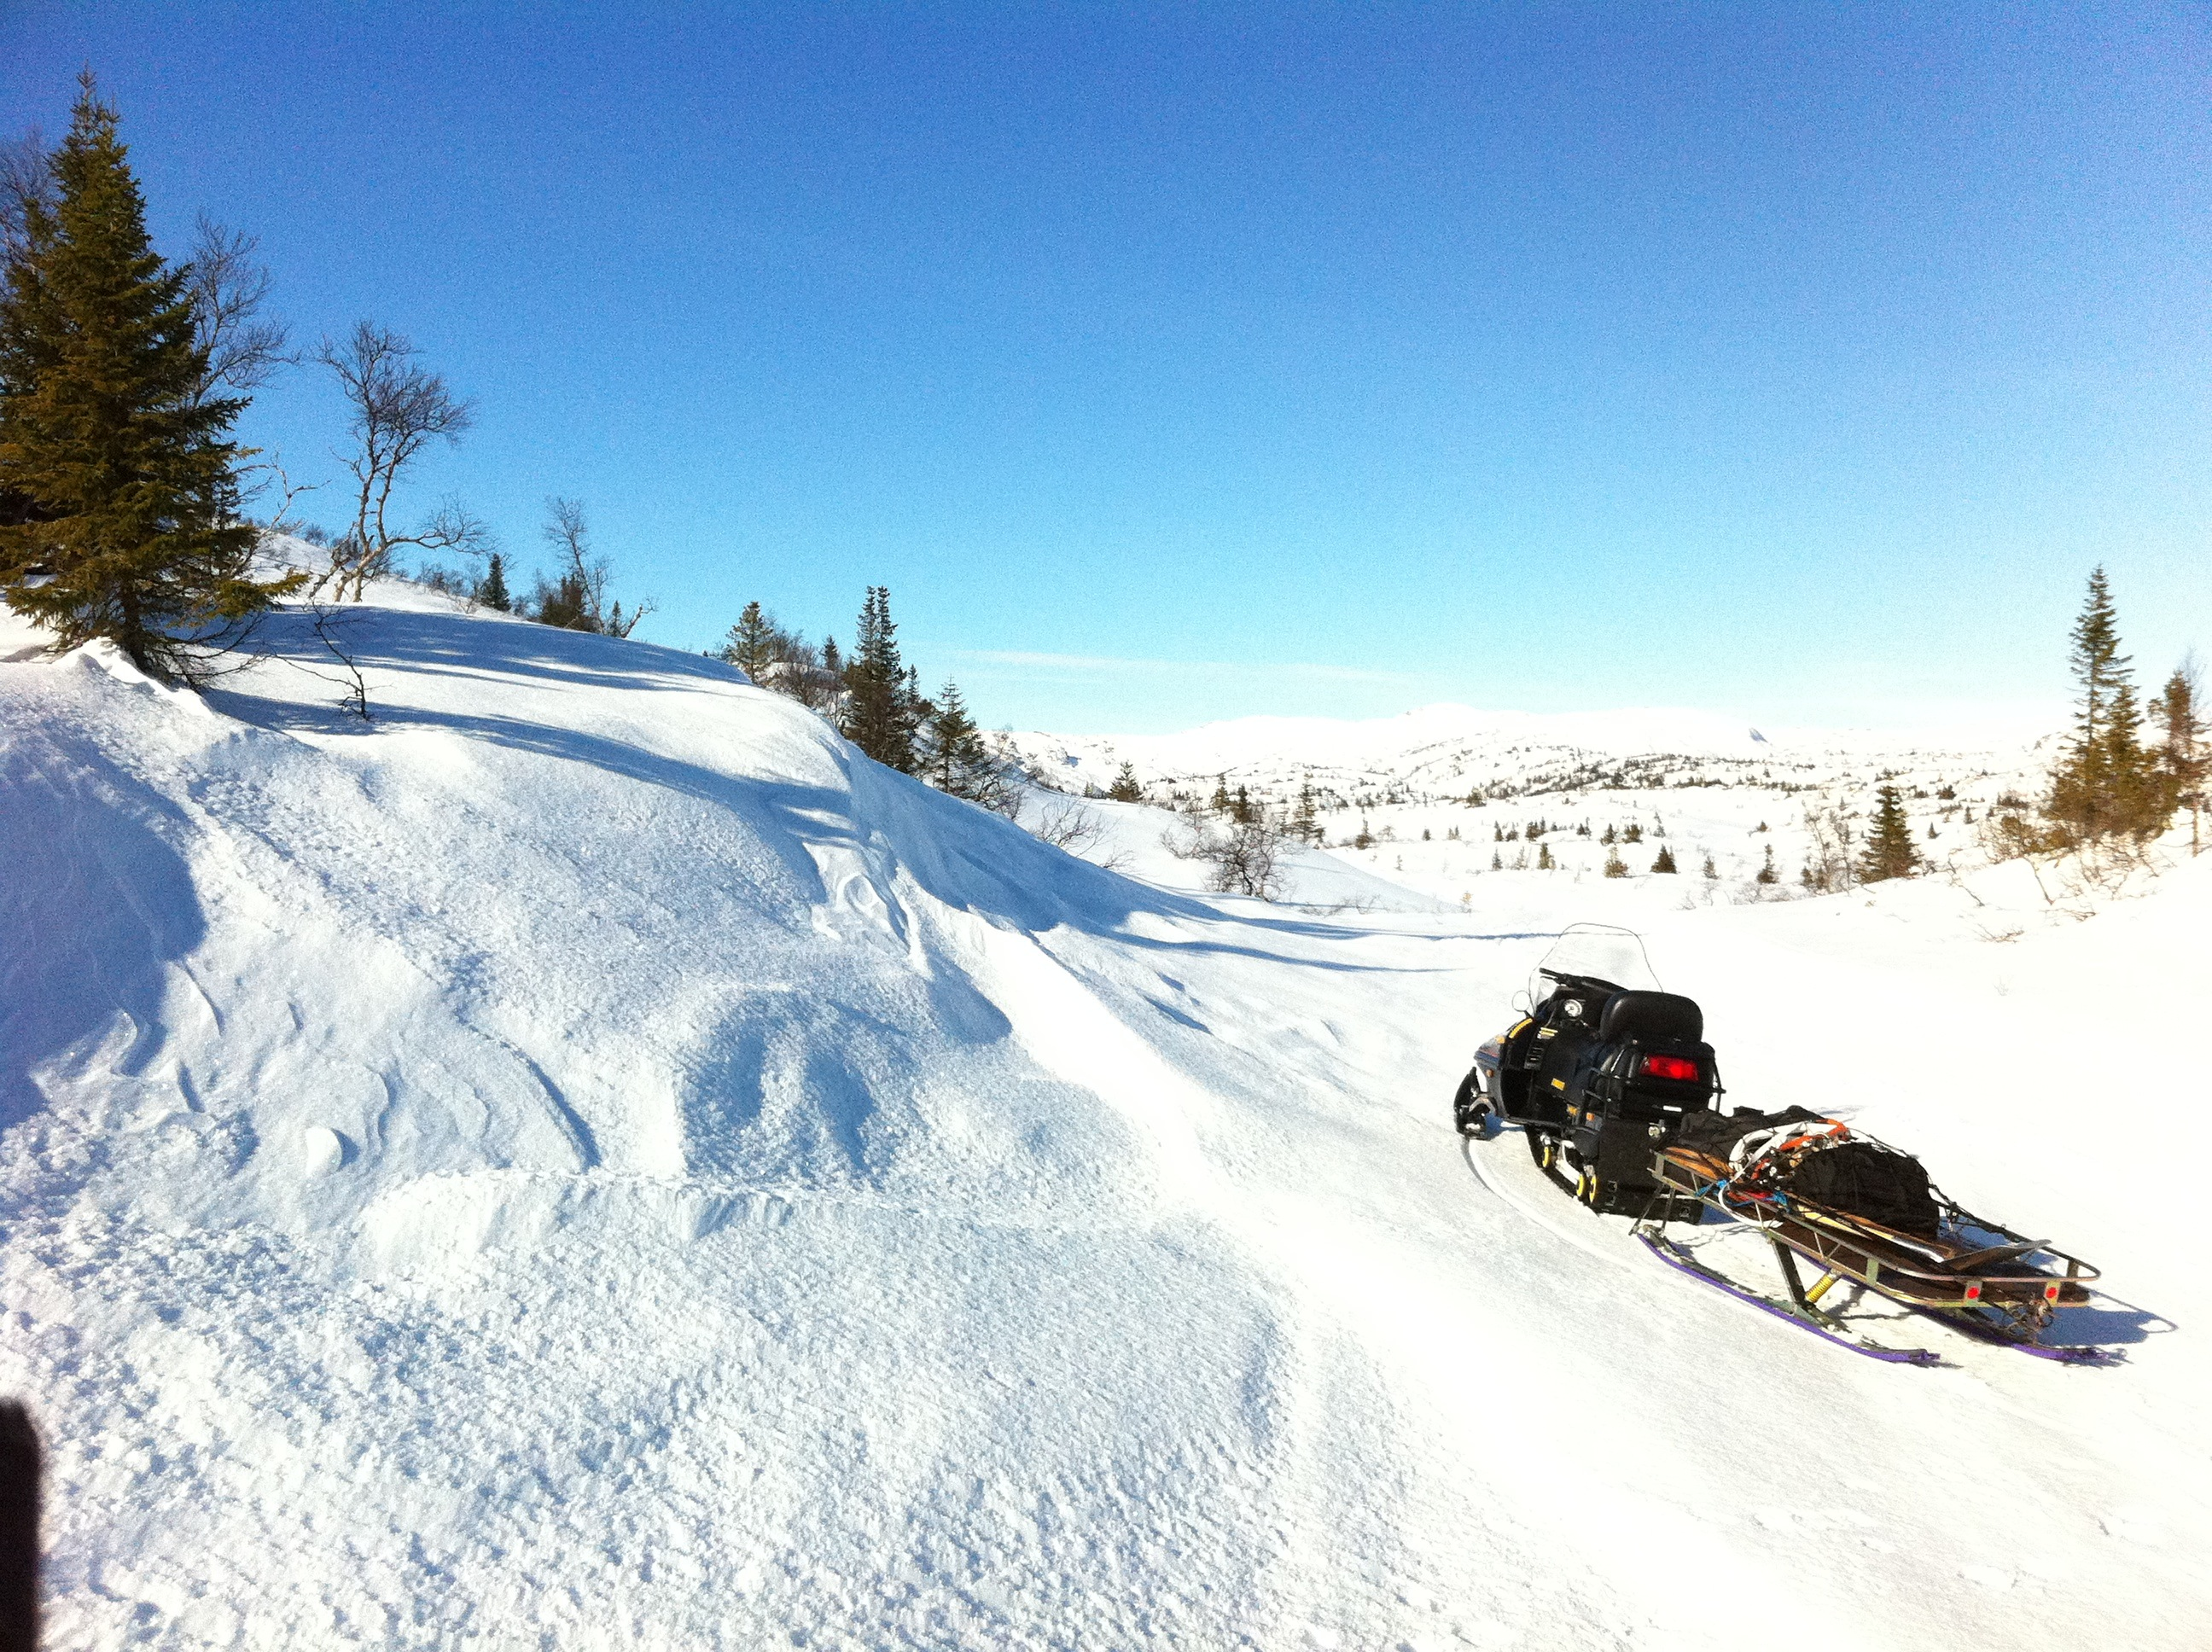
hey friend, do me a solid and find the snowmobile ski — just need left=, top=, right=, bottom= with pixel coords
left=1636, top=1230, right=1941, bottom=1366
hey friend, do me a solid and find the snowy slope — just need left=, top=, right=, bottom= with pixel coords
left=1006, top=789, right=1459, bottom=915
left=2, top=590, right=2207, bottom=1649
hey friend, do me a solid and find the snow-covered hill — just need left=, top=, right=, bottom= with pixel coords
left=1008, top=702, right=2058, bottom=899
left=3, top=590, right=2207, bottom=1649
left=1010, top=701, right=2055, bottom=803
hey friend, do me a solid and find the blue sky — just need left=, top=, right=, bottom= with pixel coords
left=4, top=3, right=2208, bottom=732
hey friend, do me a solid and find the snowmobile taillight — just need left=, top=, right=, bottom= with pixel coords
left=1639, top=1054, right=1702, bottom=1082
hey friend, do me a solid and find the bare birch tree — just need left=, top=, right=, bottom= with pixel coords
left=313, top=321, right=478, bottom=598
left=530, top=496, right=653, bottom=636
left=1163, top=811, right=1284, bottom=899
left=0, top=129, right=54, bottom=534
left=0, top=127, right=53, bottom=263
left=185, top=214, right=292, bottom=408
left=1800, top=799, right=1858, bottom=893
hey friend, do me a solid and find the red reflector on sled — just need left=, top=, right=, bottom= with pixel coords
left=1964, top=1283, right=1983, bottom=1301
left=2044, top=1283, right=2061, bottom=1301
left=1639, top=1054, right=1702, bottom=1082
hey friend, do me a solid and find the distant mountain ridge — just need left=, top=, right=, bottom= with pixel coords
left=1007, top=701, right=2052, bottom=810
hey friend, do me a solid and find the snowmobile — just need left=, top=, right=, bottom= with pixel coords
left=1452, top=926, right=2110, bottom=1363
left=1452, top=926, right=1714, bottom=1221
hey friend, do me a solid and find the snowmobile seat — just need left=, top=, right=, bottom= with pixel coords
left=1598, top=990, right=1703, bottom=1044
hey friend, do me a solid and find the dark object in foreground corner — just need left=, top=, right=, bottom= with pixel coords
left=0, top=1400, right=38, bottom=1652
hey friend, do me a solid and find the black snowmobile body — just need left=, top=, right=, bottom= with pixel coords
left=1455, top=954, right=1716, bottom=1220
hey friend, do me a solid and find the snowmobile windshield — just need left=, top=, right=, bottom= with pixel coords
left=1531, top=924, right=1662, bottom=1001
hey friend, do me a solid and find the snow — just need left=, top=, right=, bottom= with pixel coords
left=1004, top=700, right=2056, bottom=804
left=1005, top=701, right=2058, bottom=902
left=1007, top=789, right=1458, bottom=915
left=3, top=581, right=2208, bottom=1649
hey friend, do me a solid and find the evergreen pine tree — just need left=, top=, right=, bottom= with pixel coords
left=1108, top=762, right=1144, bottom=803
left=1537, top=842, right=1554, bottom=870
left=1755, top=845, right=1778, bottom=884
left=720, top=599, right=779, bottom=682
left=925, top=678, right=975, bottom=788
left=1490, top=848, right=1502, bottom=870
left=2150, top=661, right=2208, bottom=855
left=1210, top=774, right=1231, bottom=815
left=1603, top=848, right=1628, bottom=878
left=0, top=78, right=295, bottom=682
left=841, top=586, right=915, bottom=771
left=1702, top=853, right=1718, bottom=879
left=923, top=678, right=1004, bottom=806
left=1858, top=782, right=1918, bottom=881
left=905, top=666, right=927, bottom=742
left=1651, top=846, right=1677, bottom=874
left=534, top=567, right=593, bottom=631
left=477, top=551, right=511, bottom=612
left=2046, top=567, right=2166, bottom=848
left=2106, top=671, right=2153, bottom=837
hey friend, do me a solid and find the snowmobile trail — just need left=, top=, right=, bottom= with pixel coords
left=1458, top=1128, right=1631, bottom=1270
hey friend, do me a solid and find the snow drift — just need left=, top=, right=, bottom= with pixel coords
left=2, top=588, right=2207, bottom=1649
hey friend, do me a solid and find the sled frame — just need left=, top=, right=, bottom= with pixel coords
left=1648, top=1146, right=2101, bottom=1345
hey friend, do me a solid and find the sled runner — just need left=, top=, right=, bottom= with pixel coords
left=1454, top=926, right=2114, bottom=1363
